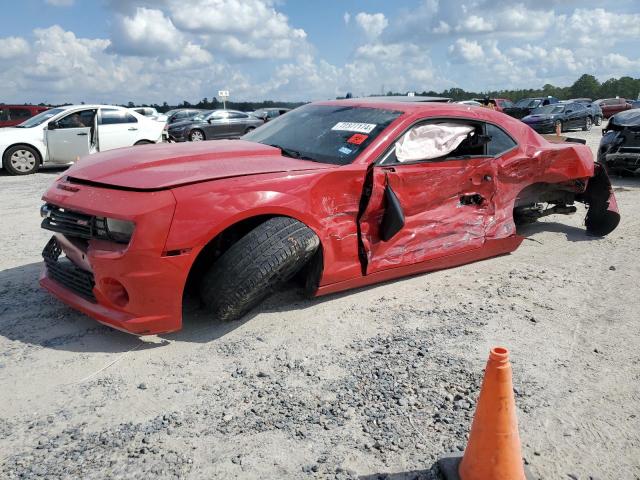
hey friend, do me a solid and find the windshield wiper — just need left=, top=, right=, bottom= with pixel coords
left=268, top=144, right=316, bottom=161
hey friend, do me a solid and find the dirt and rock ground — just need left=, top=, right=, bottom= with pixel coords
left=0, top=125, right=638, bottom=479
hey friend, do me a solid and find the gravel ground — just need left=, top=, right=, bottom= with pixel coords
left=0, top=125, right=638, bottom=479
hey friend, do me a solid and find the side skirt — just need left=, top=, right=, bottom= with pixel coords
left=314, top=235, right=523, bottom=297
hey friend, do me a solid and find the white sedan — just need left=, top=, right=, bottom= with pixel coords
left=0, top=105, right=165, bottom=175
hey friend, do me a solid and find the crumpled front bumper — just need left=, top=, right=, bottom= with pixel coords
left=39, top=178, right=194, bottom=335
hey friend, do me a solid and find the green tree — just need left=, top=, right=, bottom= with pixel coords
left=569, top=74, right=600, bottom=99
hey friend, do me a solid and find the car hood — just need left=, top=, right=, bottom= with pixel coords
left=0, top=126, right=40, bottom=141
left=609, top=109, right=640, bottom=127
left=522, top=114, right=556, bottom=122
left=65, top=140, right=335, bottom=190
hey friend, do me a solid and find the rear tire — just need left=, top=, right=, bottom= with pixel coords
left=2, top=145, right=40, bottom=175
left=594, top=115, right=602, bottom=126
left=189, top=129, right=205, bottom=142
left=583, top=116, right=592, bottom=131
left=200, top=217, right=320, bottom=322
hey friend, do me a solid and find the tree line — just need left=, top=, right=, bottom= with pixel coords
left=381, top=74, right=640, bottom=102
left=26, top=74, right=640, bottom=110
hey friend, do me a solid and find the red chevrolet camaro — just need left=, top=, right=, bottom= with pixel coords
left=39, top=99, right=620, bottom=335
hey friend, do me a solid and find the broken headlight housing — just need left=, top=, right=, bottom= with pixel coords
left=96, top=217, right=136, bottom=244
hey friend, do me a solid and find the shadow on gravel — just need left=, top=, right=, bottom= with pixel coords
left=0, top=166, right=67, bottom=178
left=0, top=262, right=165, bottom=353
left=609, top=175, right=640, bottom=189
left=359, top=465, right=439, bottom=480
left=517, top=221, right=600, bottom=242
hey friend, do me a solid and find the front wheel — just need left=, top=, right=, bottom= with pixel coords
left=2, top=145, right=40, bottom=175
left=134, top=140, right=154, bottom=145
left=583, top=116, right=592, bottom=131
left=189, top=129, right=205, bottom=142
left=200, top=217, right=320, bottom=322
left=594, top=115, right=602, bottom=126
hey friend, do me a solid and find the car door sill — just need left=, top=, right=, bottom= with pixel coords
left=314, top=235, right=523, bottom=297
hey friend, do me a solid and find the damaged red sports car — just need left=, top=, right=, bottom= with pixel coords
left=39, top=99, right=620, bottom=335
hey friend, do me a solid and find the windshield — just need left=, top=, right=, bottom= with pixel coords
left=242, top=104, right=403, bottom=165
left=533, top=105, right=565, bottom=114
left=515, top=99, right=541, bottom=108
left=192, top=111, right=213, bottom=121
left=16, top=108, right=65, bottom=128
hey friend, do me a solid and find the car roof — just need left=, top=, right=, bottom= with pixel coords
left=349, top=95, right=452, bottom=104
left=314, top=98, right=523, bottom=120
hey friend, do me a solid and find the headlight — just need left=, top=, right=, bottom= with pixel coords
left=95, top=217, right=135, bottom=243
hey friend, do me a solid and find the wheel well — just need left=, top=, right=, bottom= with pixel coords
left=3, top=143, right=43, bottom=165
left=512, top=182, right=581, bottom=225
left=183, top=215, right=324, bottom=299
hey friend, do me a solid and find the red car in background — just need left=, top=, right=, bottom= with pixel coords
left=39, top=99, right=620, bottom=335
left=594, top=98, right=633, bottom=118
left=493, top=98, right=513, bottom=112
left=0, top=105, right=49, bottom=128
left=472, top=98, right=513, bottom=112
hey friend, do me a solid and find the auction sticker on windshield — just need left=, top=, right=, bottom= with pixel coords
left=331, top=122, right=377, bottom=134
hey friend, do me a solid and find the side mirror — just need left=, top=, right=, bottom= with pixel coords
left=380, top=182, right=405, bottom=242
left=207, top=118, right=214, bottom=124
left=48, top=121, right=58, bottom=130
left=566, top=110, right=573, bottom=113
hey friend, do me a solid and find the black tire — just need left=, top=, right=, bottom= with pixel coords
left=189, top=129, right=205, bottom=142
left=583, top=116, right=592, bottom=131
left=2, top=145, right=41, bottom=175
left=134, top=140, right=154, bottom=145
left=594, top=115, right=602, bottom=126
left=200, top=217, right=320, bottom=322
left=244, top=126, right=256, bottom=134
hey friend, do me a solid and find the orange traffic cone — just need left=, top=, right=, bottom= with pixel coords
left=438, top=347, right=533, bottom=480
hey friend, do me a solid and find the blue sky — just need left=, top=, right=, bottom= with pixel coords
left=1, top=0, right=639, bottom=104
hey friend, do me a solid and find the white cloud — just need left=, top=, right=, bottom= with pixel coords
left=166, top=0, right=307, bottom=59
left=45, top=0, right=74, bottom=6
left=448, top=38, right=484, bottom=63
left=432, top=21, right=451, bottom=34
left=0, top=37, right=30, bottom=60
left=110, top=7, right=186, bottom=56
left=455, top=15, right=494, bottom=33
left=355, top=12, right=389, bottom=40
left=344, top=12, right=351, bottom=25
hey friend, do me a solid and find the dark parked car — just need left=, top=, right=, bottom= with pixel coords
left=503, top=97, right=559, bottom=119
left=251, top=107, right=290, bottom=122
left=164, top=108, right=208, bottom=125
left=168, top=109, right=264, bottom=142
left=628, top=100, right=640, bottom=109
left=521, top=102, right=593, bottom=133
left=594, top=98, right=633, bottom=118
left=0, top=105, right=49, bottom=128
left=569, top=98, right=603, bottom=126
left=598, top=109, right=640, bottom=176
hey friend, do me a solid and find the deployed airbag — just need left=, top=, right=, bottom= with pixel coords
left=395, top=123, right=475, bottom=162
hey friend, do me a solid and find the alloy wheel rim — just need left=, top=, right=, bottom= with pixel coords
left=10, top=150, right=36, bottom=172
left=191, top=131, right=204, bottom=141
